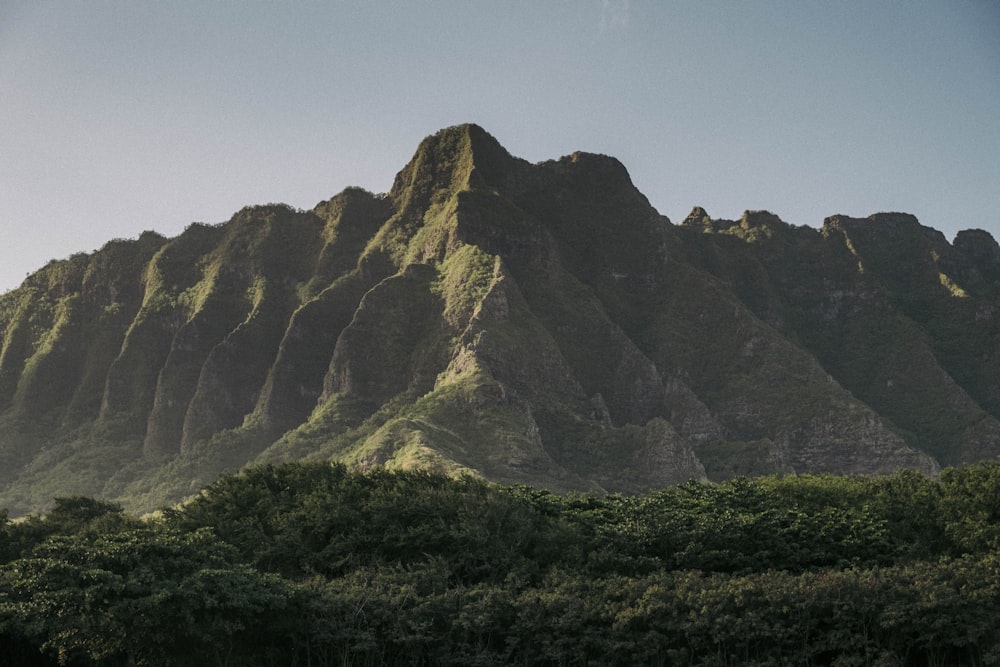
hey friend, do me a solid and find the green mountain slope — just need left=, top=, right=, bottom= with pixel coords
left=1, top=124, right=996, bottom=514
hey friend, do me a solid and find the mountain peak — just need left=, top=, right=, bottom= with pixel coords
left=2, top=125, right=999, bottom=516
left=389, top=124, right=521, bottom=206
left=681, top=206, right=713, bottom=229
left=823, top=212, right=949, bottom=247
left=955, top=228, right=1000, bottom=273
left=424, top=123, right=506, bottom=161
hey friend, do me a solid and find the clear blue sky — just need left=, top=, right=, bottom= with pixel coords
left=2, top=1, right=998, bottom=292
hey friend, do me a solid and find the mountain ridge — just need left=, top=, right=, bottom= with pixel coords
left=1, top=124, right=997, bottom=515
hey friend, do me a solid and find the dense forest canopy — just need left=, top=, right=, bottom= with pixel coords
left=3, top=461, right=1000, bottom=666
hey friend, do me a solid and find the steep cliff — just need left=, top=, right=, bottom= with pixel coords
left=0, top=124, right=995, bottom=515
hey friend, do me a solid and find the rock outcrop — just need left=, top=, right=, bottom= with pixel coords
left=0, top=124, right=996, bottom=515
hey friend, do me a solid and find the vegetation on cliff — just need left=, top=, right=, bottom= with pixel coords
left=0, top=124, right=998, bottom=515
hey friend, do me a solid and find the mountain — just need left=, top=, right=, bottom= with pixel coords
left=2, top=124, right=998, bottom=515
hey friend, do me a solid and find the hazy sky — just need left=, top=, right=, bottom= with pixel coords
left=2, top=1, right=998, bottom=293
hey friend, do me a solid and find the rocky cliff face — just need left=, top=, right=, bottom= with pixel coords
left=1, top=124, right=996, bottom=514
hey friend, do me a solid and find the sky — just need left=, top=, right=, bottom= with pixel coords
left=1, top=1, right=998, bottom=293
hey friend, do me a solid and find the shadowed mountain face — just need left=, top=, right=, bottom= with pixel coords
left=1, top=124, right=997, bottom=514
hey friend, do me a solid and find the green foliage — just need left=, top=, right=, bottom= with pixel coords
left=940, top=461, right=1000, bottom=553
left=0, top=526, right=293, bottom=666
left=432, top=244, right=498, bottom=327
left=4, top=462, right=1000, bottom=665
left=164, top=463, right=579, bottom=584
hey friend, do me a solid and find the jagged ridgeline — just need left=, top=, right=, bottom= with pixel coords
left=2, top=124, right=999, bottom=515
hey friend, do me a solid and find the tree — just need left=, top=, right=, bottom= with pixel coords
left=940, top=462, right=1000, bottom=555
left=0, top=526, right=293, bottom=666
